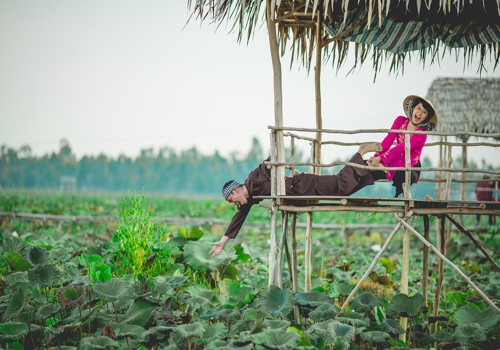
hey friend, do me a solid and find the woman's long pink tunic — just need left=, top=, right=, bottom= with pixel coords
left=374, top=116, right=427, bottom=181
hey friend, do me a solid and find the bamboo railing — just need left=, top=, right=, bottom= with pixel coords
left=263, top=125, right=500, bottom=315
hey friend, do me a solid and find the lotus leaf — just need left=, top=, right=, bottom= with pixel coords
left=167, top=275, right=189, bottom=289
left=26, top=246, right=49, bottom=266
left=5, top=252, right=31, bottom=272
left=139, top=325, right=173, bottom=342
left=429, top=330, right=452, bottom=343
left=453, top=305, right=499, bottom=331
left=360, top=330, right=391, bottom=343
left=183, top=240, right=228, bottom=271
left=295, top=291, right=331, bottom=306
left=2, top=271, right=29, bottom=285
left=186, top=295, right=211, bottom=309
left=111, top=323, right=146, bottom=339
left=2, top=288, right=26, bottom=321
left=36, top=303, right=61, bottom=320
left=351, top=291, right=378, bottom=313
left=121, top=299, right=156, bottom=326
left=174, top=321, right=206, bottom=339
left=453, top=323, right=487, bottom=345
left=329, top=322, right=356, bottom=340
left=330, top=281, right=354, bottom=297
left=332, top=337, right=350, bottom=350
left=178, top=227, right=204, bottom=239
left=309, top=302, right=340, bottom=321
left=306, top=320, right=336, bottom=340
left=0, top=322, right=29, bottom=340
left=389, top=293, right=425, bottom=317
left=252, top=328, right=301, bottom=349
left=203, top=322, right=227, bottom=339
left=78, top=335, right=121, bottom=349
left=336, top=311, right=368, bottom=327
left=380, top=318, right=405, bottom=335
left=264, top=319, right=290, bottom=329
left=78, top=253, right=104, bottom=268
left=28, top=264, right=57, bottom=287
left=255, top=286, right=294, bottom=318
left=216, top=308, right=241, bottom=322
left=90, top=262, right=112, bottom=283
left=58, top=284, right=86, bottom=308
left=93, top=278, right=132, bottom=303
left=186, top=285, right=216, bottom=300
left=241, top=308, right=260, bottom=321
left=218, top=279, right=254, bottom=306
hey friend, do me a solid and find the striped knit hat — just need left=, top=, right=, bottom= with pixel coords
left=222, top=180, right=242, bottom=200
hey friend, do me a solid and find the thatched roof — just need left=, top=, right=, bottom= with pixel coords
left=188, top=0, right=500, bottom=74
left=426, top=78, right=500, bottom=137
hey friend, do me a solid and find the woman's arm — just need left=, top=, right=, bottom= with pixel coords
left=379, top=133, right=427, bottom=164
left=375, top=116, right=405, bottom=157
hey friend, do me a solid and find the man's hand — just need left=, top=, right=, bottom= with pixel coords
left=210, top=235, right=229, bottom=257
left=367, top=156, right=381, bottom=167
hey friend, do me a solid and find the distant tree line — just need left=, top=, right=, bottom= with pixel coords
left=0, top=138, right=493, bottom=198
left=0, top=138, right=267, bottom=195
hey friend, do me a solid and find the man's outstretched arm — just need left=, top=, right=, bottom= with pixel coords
left=210, top=235, right=229, bottom=257
left=210, top=202, right=253, bottom=257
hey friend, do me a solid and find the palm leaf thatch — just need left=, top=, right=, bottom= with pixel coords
left=188, top=0, right=500, bottom=75
left=427, top=78, right=500, bottom=138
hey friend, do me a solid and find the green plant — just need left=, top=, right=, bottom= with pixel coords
left=109, top=195, right=177, bottom=278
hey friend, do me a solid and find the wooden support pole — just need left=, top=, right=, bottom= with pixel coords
left=305, top=212, right=313, bottom=292
left=269, top=131, right=279, bottom=286
left=314, top=11, right=322, bottom=175
left=445, top=144, right=453, bottom=200
left=434, top=216, right=446, bottom=317
left=290, top=213, right=301, bottom=324
left=461, top=141, right=468, bottom=201
left=278, top=211, right=289, bottom=289
left=396, top=215, right=500, bottom=312
left=340, top=211, right=414, bottom=314
left=400, top=134, right=412, bottom=340
left=422, top=215, right=430, bottom=321
left=266, top=0, right=285, bottom=288
left=445, top=214, right=500, bottom=272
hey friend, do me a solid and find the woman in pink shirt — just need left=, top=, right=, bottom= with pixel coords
left=368, top=95, right=438, bottom=197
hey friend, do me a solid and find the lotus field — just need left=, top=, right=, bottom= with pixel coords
left=0, top=191, right=499, bottom=349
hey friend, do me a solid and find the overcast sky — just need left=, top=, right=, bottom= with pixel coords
left=1, top=0, right=498, bottom=166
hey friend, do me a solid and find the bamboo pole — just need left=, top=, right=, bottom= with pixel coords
left=314, top=11, right=322, bottom=175
left=445, top=214, right=500, bottom=272
left=268, top=125, right=500, bottom=138
left=266, top=0, right=286, bottom=287
left=339, top=211, right=414, bottom=314
left=396, top=215, right=500, bottom=312
left=269, top=131, right=279, bottom=286
left=461, top=140, right=468, bottom=201
left=399, top=134, right=412, bottom=340
left=445, top=144, right=453, bottom=200
left=290, top=213, right=301, bottom=324
left=422, top=215, right=430, bottom=322
left=305, top=212, right=313, bottom=292
left=434, top=216, right=446, bottom=317
left=277, top=211, right=289, bottom=289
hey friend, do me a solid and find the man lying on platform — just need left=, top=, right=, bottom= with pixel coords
left=209, top=143, right=382, bottom=257
left=210, top=94, right=438, bottom=257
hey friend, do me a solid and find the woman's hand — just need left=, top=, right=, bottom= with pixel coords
left=210, top=235, right=229, bottom=257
